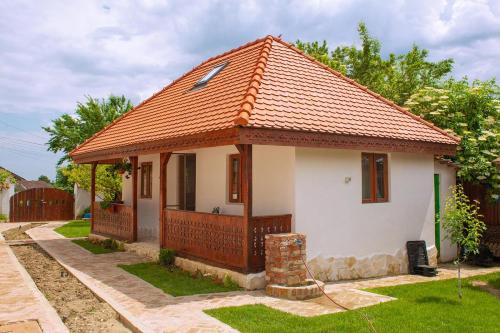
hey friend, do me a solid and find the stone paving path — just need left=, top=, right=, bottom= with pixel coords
left=26, top=223, right=500, bottom=333
left=0, top=223, right=68, bottom=333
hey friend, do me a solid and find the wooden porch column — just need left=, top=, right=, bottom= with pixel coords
left=159, top=152, right=172, bottom=248
left=90, top=162, right=97, bottom=233
left=237, top=144, right=252, bottom=272
left=130, top=156, right=138, bottom=242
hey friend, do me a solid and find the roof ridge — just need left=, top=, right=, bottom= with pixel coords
left=271, top=38, right=460, bottom=144
left=234, top=36, right=274, bottom=125
left=70, top=36, right=270, bottom=157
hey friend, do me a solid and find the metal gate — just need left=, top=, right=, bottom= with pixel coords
left=9, top=188, right=74, bottom=222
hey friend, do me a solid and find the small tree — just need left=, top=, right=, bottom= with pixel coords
left=442, top=185, right=486, bottom=298
left=0, top=169, right=16, bottom=191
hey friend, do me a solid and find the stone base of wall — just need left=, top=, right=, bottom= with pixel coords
left=175, top=257, right=266, bottom=290
left=308, top=246, right=438, bottom=281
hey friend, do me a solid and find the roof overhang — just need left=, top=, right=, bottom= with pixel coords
left=71, top=127, right=457, bottom=164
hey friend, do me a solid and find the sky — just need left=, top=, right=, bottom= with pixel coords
left=0, top=0, right=499, bottom=180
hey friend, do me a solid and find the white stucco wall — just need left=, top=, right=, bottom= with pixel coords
left=122, top=145, right=295, bottom=240
left=74, top=184, right=91, bottom=218
left=294, top=148, right=436, bottom=261
left=434, top=161, right=457, bottom=262
left=0, top=185, right=14, bottom=217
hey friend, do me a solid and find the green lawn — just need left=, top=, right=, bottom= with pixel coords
left=72, top=239, right=121, bottom=254
left=55, top=220, right=90, bottom=238
left=119, top=262, right=241, bottom=297
left=206, top=272, right=500, bottom=333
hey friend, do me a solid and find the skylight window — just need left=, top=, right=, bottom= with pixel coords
left=193, top=62, right=228, bottom=88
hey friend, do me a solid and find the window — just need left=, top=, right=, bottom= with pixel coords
left=141, top=162, right=153, bottom=198
left=228, top=154, right=242, bottom=203
left=362, top=153, right=388, bottom=203
left=193, top=62, right=228, bottom=88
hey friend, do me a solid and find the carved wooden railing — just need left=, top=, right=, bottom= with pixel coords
left=162, top=209, right=292, bottom=272
left=249, top=214, right=292, bottom=272
left=163, top=209, right=245, bottom=269
left=93, top=203, right=134, bottom=242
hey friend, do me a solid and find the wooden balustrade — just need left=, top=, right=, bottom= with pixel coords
left=162, top=209, right=292, bottom=272
left=249, top=214, right=292, bottom=271
left=93, top=203, right=134, bottom=241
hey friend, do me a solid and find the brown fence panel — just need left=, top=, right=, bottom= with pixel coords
left=462, top=182, right=499, bottom=226
left=163, top=209, right=245, bottom=270
left=9, top=188, right=74, bottom=222
left=249, top=214, right=292, bottom=272
left=93, top=204, right=134, bottom=241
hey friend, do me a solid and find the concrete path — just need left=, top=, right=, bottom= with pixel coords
left=0, top=223, right=68, bottom=333
left=27, top=223, right=500, bottom=333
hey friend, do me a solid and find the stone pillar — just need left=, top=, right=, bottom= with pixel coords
left=265, top=233, right=307, bottom=286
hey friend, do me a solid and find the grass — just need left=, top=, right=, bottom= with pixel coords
left=119, top=262, right=241, bottom=297
left=206, top=272, right=500, bottom=333
left=54, top=220, right=90, bottom=238
left=72, top=239, right=122, bottom=254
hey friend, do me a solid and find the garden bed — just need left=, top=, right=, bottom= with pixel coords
left=11, top=243, right=131, bottom=333
left=119, top=262, right=241, bottom=296
left=2, top=223, right=45, bottom=240
left=72, top=239, right=124, bottom=254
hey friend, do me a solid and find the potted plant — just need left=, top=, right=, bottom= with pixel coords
left=112, top=159, right=132, bottom=178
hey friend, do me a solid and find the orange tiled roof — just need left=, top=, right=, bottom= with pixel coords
left=71, top=36, right=458, bottom=158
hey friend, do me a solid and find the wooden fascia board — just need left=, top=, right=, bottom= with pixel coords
left=71, top=127, right=457, bottom=164
left=238, top=128, right=457, bottom=156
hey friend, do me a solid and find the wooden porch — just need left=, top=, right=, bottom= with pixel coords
left=89, top=144, right=293, bottom=273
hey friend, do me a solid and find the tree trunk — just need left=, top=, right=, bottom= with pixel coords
left=457, top=245, right=462, bottom=299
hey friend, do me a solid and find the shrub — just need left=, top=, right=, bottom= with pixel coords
left=159, top=248, right=176, bottom=266
left=222, top=274, right=239, bottom=289
left=102, top=238, right=114, bottom=249
left=83, top=206, right=91, bottom=214
left=0, top=214, right=7, bottom=222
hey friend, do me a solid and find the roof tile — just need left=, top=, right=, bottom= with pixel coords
left=71, top=36, right=457, bottom=158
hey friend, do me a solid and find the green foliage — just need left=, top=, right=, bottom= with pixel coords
left=54, top=220, right=90, bottom=238
left=222, top=274, right=239, bottom=289
left=296, top=22, right=453, bottom=105
left=443, top=185, right=486, bottom=257
left=62, top=163, right=122, bottom=202
left=72, top=239, right=122, bottom=254
left=0, top=214, right=7, bottom=222
left=405, top=79, right=499, bottom=199
left=0, top=169, right=16, bottom=191
left=159, top=248, right=176, bottom=266
left=53, top=166, right=74, bottom=193
left=37, top=175, right=52, bottom=184
left=43, top=95, right=133, bottom=165
left=119, top=262, right=241, bottom=296
left=206, top=272, right=500, bottom=333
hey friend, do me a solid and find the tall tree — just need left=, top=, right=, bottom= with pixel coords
left=43, top=95, right=133, bottom=165
left=405, top=78, right=499, bottom=199
left=296, top=22, right=454, bottom=105
left=38, top=175, right=52, bottom=184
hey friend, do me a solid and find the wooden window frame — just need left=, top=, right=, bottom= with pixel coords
left=228, top=154, right=242, bottom=203
left=140, top=162, right=153, bottom=199
left=362, top=153, right=389, bottom=203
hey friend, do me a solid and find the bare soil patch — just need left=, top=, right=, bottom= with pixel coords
left=2, top=223, right=45, bottom=241
left=11, top=244, right=130, bottom=333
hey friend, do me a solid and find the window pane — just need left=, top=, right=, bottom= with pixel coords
left=231, top=157, right=239, bottom=200
left=362, top=155, right=372, bottom=200
left=375, top=156, right=385, bottom=199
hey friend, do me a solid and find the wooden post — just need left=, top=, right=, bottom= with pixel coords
left=159, top=152, right=172, bottom=248
left=236, top=144, right=252, bottom=272
left=90, top=162, right=97, bottom=233
left=130, top=156, right=138, bottom=242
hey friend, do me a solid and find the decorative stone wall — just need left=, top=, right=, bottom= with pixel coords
left=308, top=245, right=438, bottom=281
left=265, top=233, right=307, bottom=286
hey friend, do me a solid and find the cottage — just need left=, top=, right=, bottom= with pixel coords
left=70, top=36, right=458, bottom=284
